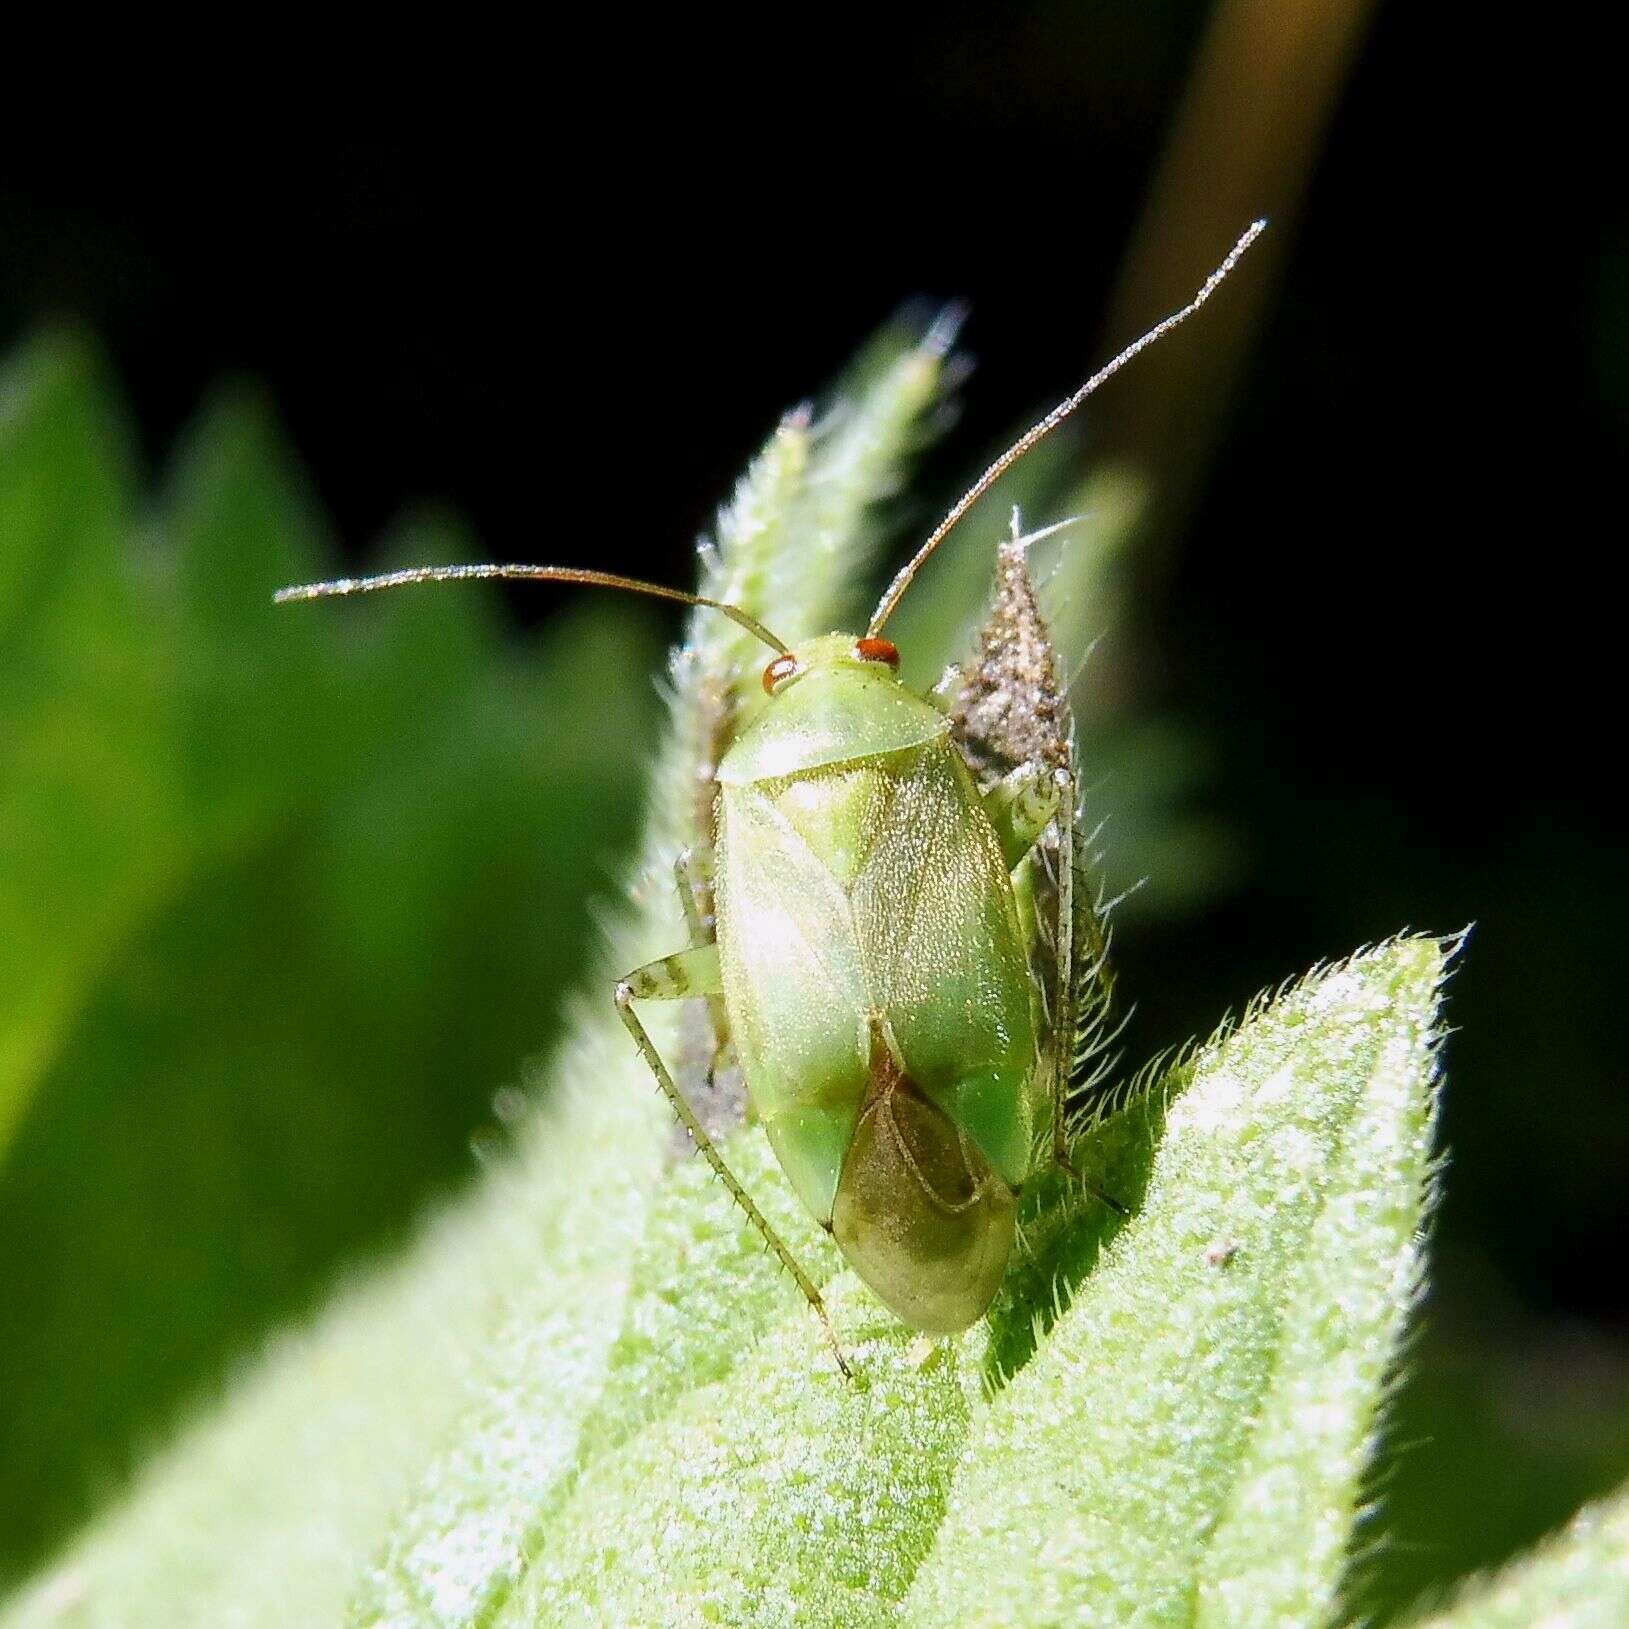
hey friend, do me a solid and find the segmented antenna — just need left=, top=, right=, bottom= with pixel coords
left=867, top=218, right=1268, bottom=636
left=274, top=563, right=790, bottom=655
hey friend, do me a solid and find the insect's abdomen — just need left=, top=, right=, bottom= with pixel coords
left=832, top=1024, right=1019, bottom=1334
left=715, top=738, right=1040, bottom=1225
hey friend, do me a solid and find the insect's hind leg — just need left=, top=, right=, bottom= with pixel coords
left=614, top=954, right=853, bottom=1378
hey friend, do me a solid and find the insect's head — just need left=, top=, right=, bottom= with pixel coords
left=761, top=632, right=900, bottom=697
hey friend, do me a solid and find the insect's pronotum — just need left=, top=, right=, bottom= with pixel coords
left=280, top=221, right=1265, bottom=1376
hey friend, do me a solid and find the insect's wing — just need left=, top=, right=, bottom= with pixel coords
left=851, top=743, right=1040, bottom=1181
left=715, top=783, right=870, bottom=1221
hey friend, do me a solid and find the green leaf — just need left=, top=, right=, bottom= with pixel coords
left=0, top=346, right=662, bottom=1579
left=900, top=935, right=1448, bottom=1629
left=0, top=336, right=149, bottom=1154
left=0, top=1044, right=666, bottom=1629
left=503, top=1268, right=979, bottom=1629
left=1404, top=1482, right=1629, bottom=1629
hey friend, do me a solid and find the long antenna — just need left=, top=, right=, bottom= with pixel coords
left=868, top=217, right=1268, bottom=635
left=275, top=563, right=791, bottom=655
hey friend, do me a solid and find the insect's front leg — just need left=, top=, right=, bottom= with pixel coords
left=980, top=762, right=1063, bottom=871
left=614, top=952, right=852, bottom=1379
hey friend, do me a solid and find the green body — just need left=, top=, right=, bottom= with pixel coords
left=715, top=635, right=1048, bottom=1332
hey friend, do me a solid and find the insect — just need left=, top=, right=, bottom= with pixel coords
left=279, top=222, right=1265, bottom=1374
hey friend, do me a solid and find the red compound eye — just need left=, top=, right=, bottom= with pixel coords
left=854, top=637, right=900, bottom=669
left=762, top=653, right=801, bottom=694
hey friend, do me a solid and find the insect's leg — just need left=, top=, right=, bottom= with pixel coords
left=673, top=849, right=730, bottom=1057
left=981, top=762, right=1062, bottom=871
left=1037, top=767, right=1129, bottom=1215
left=673, top=848, right=712, bottom=942
left=614, top=963, right=853, bottom=1379
left=980, top=763, right=1072, bottom=1152
left=1049, top=766, right=1076, bottom=1169
left=620, top=945, right=723, bottom=1001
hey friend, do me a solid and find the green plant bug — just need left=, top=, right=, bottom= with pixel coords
left=278, top=221, right=1265, bottom=1375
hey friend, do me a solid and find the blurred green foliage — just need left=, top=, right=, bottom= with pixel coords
left=0, top=335, right=659, bottom=1579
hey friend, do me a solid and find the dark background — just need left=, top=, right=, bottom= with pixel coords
left=2, top=3, right=1623, bottom=1616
